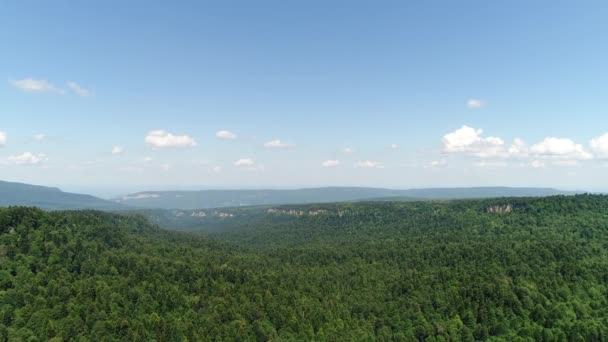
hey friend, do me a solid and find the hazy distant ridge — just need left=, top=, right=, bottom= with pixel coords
left=114, top=186, right=580, bottom=210
left=0, top=180, right=126, bottom=210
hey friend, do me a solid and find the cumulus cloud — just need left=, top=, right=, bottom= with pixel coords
left=530, top=137, right=592, bottom=161
left=0, top=131, right=6, bottom=146
left=10, top=78, right=64, bottom=93
left=145, top=130, right=196, bottom=148
left=264, top=139, right=293, bottom=148
left=590, top=133, right=608, bottom=159
left=355, top=160, right=384, bottom=169
left=216, top=130, right=237, bottom=140
left=111, top=145, right=124, bottom=155
left=234, top=158, right=264, bottom=172
left=466, top=99, right=485, bottom=109
left=8, top=152, right=48, bottom=165
left=322, top=160, right=340, bottom=167
left=507, top=138, right=528, bottom=158
left=443, top=125, right=506, bottom=158
left=443, top=125, right=530, bottom=160
left=67, top=81, right=92, bottom=97
left=441, top=125, right=600, bottom=168
left=234, top=158, right=255, bottom=166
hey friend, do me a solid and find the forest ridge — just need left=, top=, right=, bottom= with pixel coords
left=0, top=195, right=606, bottom=340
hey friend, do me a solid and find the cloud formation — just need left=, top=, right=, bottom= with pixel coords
left=33, top=134, right=46, bottom=141
left=442, top=125, right=508, bottom=158
left=111, top=145, right=124, bottom=155
left=466, top=99, right=485, bottom=109
left=0, top=131, right=6, bottom=146
left=67, top=81, right=92, bottom=97
left=234, top=158, right=255, bottom=166
left=530, top=138, right=592, bottom=161
left=145, top=130, right=196, bottom=148
left=355, top=160, right=384, bottom=169
left=264, top=139, right=293, bottom=148
left=590, top=133, right=608, bottom=159
left=442, top=125, right=595, bottom=168
left=8, top=152, right=48, bottom=165
left=10, top=79, right=64, bottom=93
left=322, top=160, right=340, bottom=167
left=216, top=130, right=237, bottom=140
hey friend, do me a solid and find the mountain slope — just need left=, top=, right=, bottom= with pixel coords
left=0, top=180, right=126, bottom=210
left=114, top=186, right=579, bottom=209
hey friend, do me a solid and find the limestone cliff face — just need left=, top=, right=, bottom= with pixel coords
left=486, top=204, right=513, bottom=213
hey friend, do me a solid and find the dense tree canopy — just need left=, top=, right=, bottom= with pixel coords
left=0, top=195, right=607, bottom=340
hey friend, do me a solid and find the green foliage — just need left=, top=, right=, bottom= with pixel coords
left=0, top=195, right=607, bottom=340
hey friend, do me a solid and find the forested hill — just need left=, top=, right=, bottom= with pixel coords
left=1, top=195, right=608, bottom=340
left=0, top=180, right=125, bottom=210
left=114, top=186, right=578, bottom=209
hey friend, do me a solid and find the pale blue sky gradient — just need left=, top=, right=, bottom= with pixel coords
left=1, top=1, right=608, bottom=196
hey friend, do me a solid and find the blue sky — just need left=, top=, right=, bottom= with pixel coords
left=1, top=1, right=608, bottom=196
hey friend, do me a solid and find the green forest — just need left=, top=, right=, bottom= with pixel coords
left=1, top=195, right=607, bottom=341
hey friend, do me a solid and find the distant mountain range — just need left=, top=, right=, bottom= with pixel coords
left=114, top=186, right=582, bottom=210
left=0, top=180, right=126, bottom=210
left=0, top=180, right=584, bottom=211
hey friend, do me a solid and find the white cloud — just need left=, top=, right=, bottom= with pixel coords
left=443, top=125, right=505, bottom=157
left=216, top=130, right=237, bottom=140
left=234, top=158, right=263, bottom=172
left=530, top=137, right=592, bottom=160
left=145, top=130, right=196, bottom=148
left=443, top=126, right=487, bottom=152
left=212, top=166, right=222, bottom=173
left=10, top=78, right=64, bottom=93
left=67, top=81, right=92, bottom=97
left=234, top=158, right=255, bottom=166
left=531, top=160, right=546, bottom=169
left=343, top=147, right=354, bottom=154
left=443, top=126, right=530, bottom=159
left=590, top=133, right=608, bottom=159
left=33, top=133, right=46, bottom=141
left=141, top=156, right=153, bottom=162
left=0, top=131, right=6, bottom=146
left=355, top=160, right=384, bottom=169
left=160, top=164, right=171, bottom=171
left=264, top=139, right=293, bottom=148
left=507, top=138, right=528, bottom=158
left=389, top=144, right=399, bottom=150
left=8, top=152, right=48, bottom=165
left=466, top=99, right=485, bottom=109
left=322, top=160, right=340, bottom=167
left=111, top=145, right=124, bottom=155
